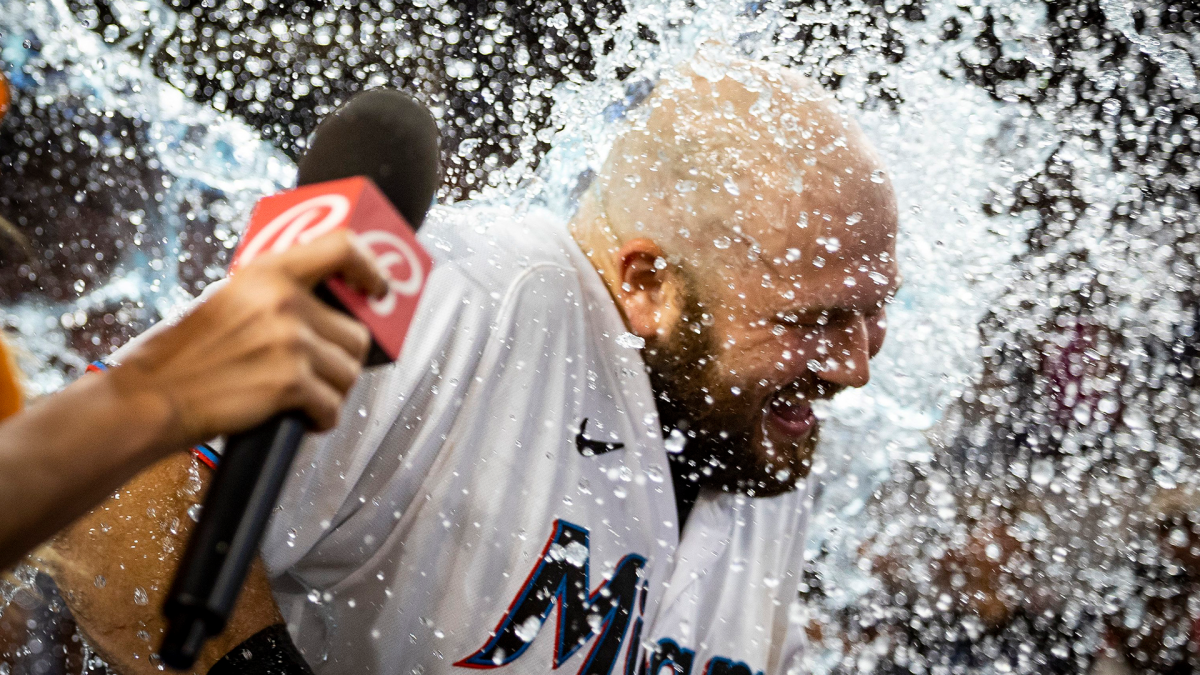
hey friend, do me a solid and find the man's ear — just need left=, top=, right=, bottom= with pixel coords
left=614, top=238, right=682, bottom=340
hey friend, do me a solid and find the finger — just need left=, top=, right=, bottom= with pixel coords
left=305, top=326, right=365, bottom=395
left=274, top=230, right=388, bottom=297
left=292, top=292, right=373, bottom=363
left=277, top=359, right=345, bottom=432
left=293, top=377, right=344, bottom=432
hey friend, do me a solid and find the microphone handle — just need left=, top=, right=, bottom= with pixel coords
left=160, top=412, right=307, bottom=670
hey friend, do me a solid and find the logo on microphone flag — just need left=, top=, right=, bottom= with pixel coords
left=230, top=176, right=433, bottom=362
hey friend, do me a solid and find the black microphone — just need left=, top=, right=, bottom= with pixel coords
left=159, top=89, right=441, bottom=670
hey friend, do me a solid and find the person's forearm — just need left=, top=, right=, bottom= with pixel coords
left=0, top=367, right=175, bottom=567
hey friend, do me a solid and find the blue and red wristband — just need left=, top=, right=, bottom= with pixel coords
left=191, top=443, right=220, bottom=470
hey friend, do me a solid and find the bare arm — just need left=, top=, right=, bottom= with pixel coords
left=33, top=453, right=284, bottom=675
left=0, top=367, right=178, bottom=569
left=0, top=230, right=386, bottom=567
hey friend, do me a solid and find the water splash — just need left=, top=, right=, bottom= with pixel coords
left=2, top=0, right=1199, bottom=671
left=1099, top=0, right=1197, bottom=90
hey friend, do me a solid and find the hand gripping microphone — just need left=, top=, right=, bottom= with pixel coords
left=159, top=89, right=441, bottom=670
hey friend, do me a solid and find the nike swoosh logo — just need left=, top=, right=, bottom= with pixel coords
left=575, top=418, right=625, bottom=457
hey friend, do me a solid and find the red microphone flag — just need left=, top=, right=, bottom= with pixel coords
left=229, top=176, right=433, bottom=362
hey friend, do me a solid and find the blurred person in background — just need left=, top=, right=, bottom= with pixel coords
left=802, top=317, right=1116, bottom=675
left=812, top=299, right=1200, bottom=675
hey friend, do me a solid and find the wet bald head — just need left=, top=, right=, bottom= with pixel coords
left=588, top=58, right=895, bottom=280
left=573, top=55, right=900, bottom=495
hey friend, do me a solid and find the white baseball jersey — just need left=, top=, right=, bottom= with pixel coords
left=260, top=204, right=680, bottom=675
left=255, top=204, right=814, bottom=675
left=644, top=486, right=813, bottom=675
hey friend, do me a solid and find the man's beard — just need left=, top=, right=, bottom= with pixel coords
left=642, top=280, right=816, bottom=497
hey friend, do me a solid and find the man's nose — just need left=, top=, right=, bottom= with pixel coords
left=815, top=314, right=872, bottom=388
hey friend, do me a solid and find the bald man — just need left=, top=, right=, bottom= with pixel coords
left=40, top=56, right=898, bottom=675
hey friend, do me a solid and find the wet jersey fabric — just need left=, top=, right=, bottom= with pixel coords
left=260, top=205, right=681, bottom=675
left=641, top=484, right=813, bottom=675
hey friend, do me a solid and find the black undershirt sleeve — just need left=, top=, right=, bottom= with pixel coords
left=208, top=624, right=314, bottom=675
left=669, top=454, right=702, bottom=528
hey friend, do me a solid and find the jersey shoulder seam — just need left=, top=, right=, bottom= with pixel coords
left=485, top=259, right=581, bottom=320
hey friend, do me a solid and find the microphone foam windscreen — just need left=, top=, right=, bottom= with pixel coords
left=297, top=89, right=441, bottom=228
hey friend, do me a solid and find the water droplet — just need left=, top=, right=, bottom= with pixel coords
left=869, top=169, right=886, bottom=183
left=665, top=429, right=687, bottom=454
left=94, top=575, right=106, bottom=588
left=1169, top=528, right=1188, bottom=547
left=458, top=138, right=481, bottom=155
left=723, top=176, right=740, bottom=196
left=187, top=504, right=202, bottom=522
left=564, top=541, right=589, bottom=567
left=713, top=236, right=732, bottom=250
left=615, top=332, right=645, bottom=349
left=133, top=587, right=149, bottom=606
left=514, top=615, right=542, bottom=642
left=1030, top=458, right=1055, bottom=486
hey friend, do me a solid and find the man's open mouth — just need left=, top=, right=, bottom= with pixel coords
left=767, top=389, right=818, bottom=438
